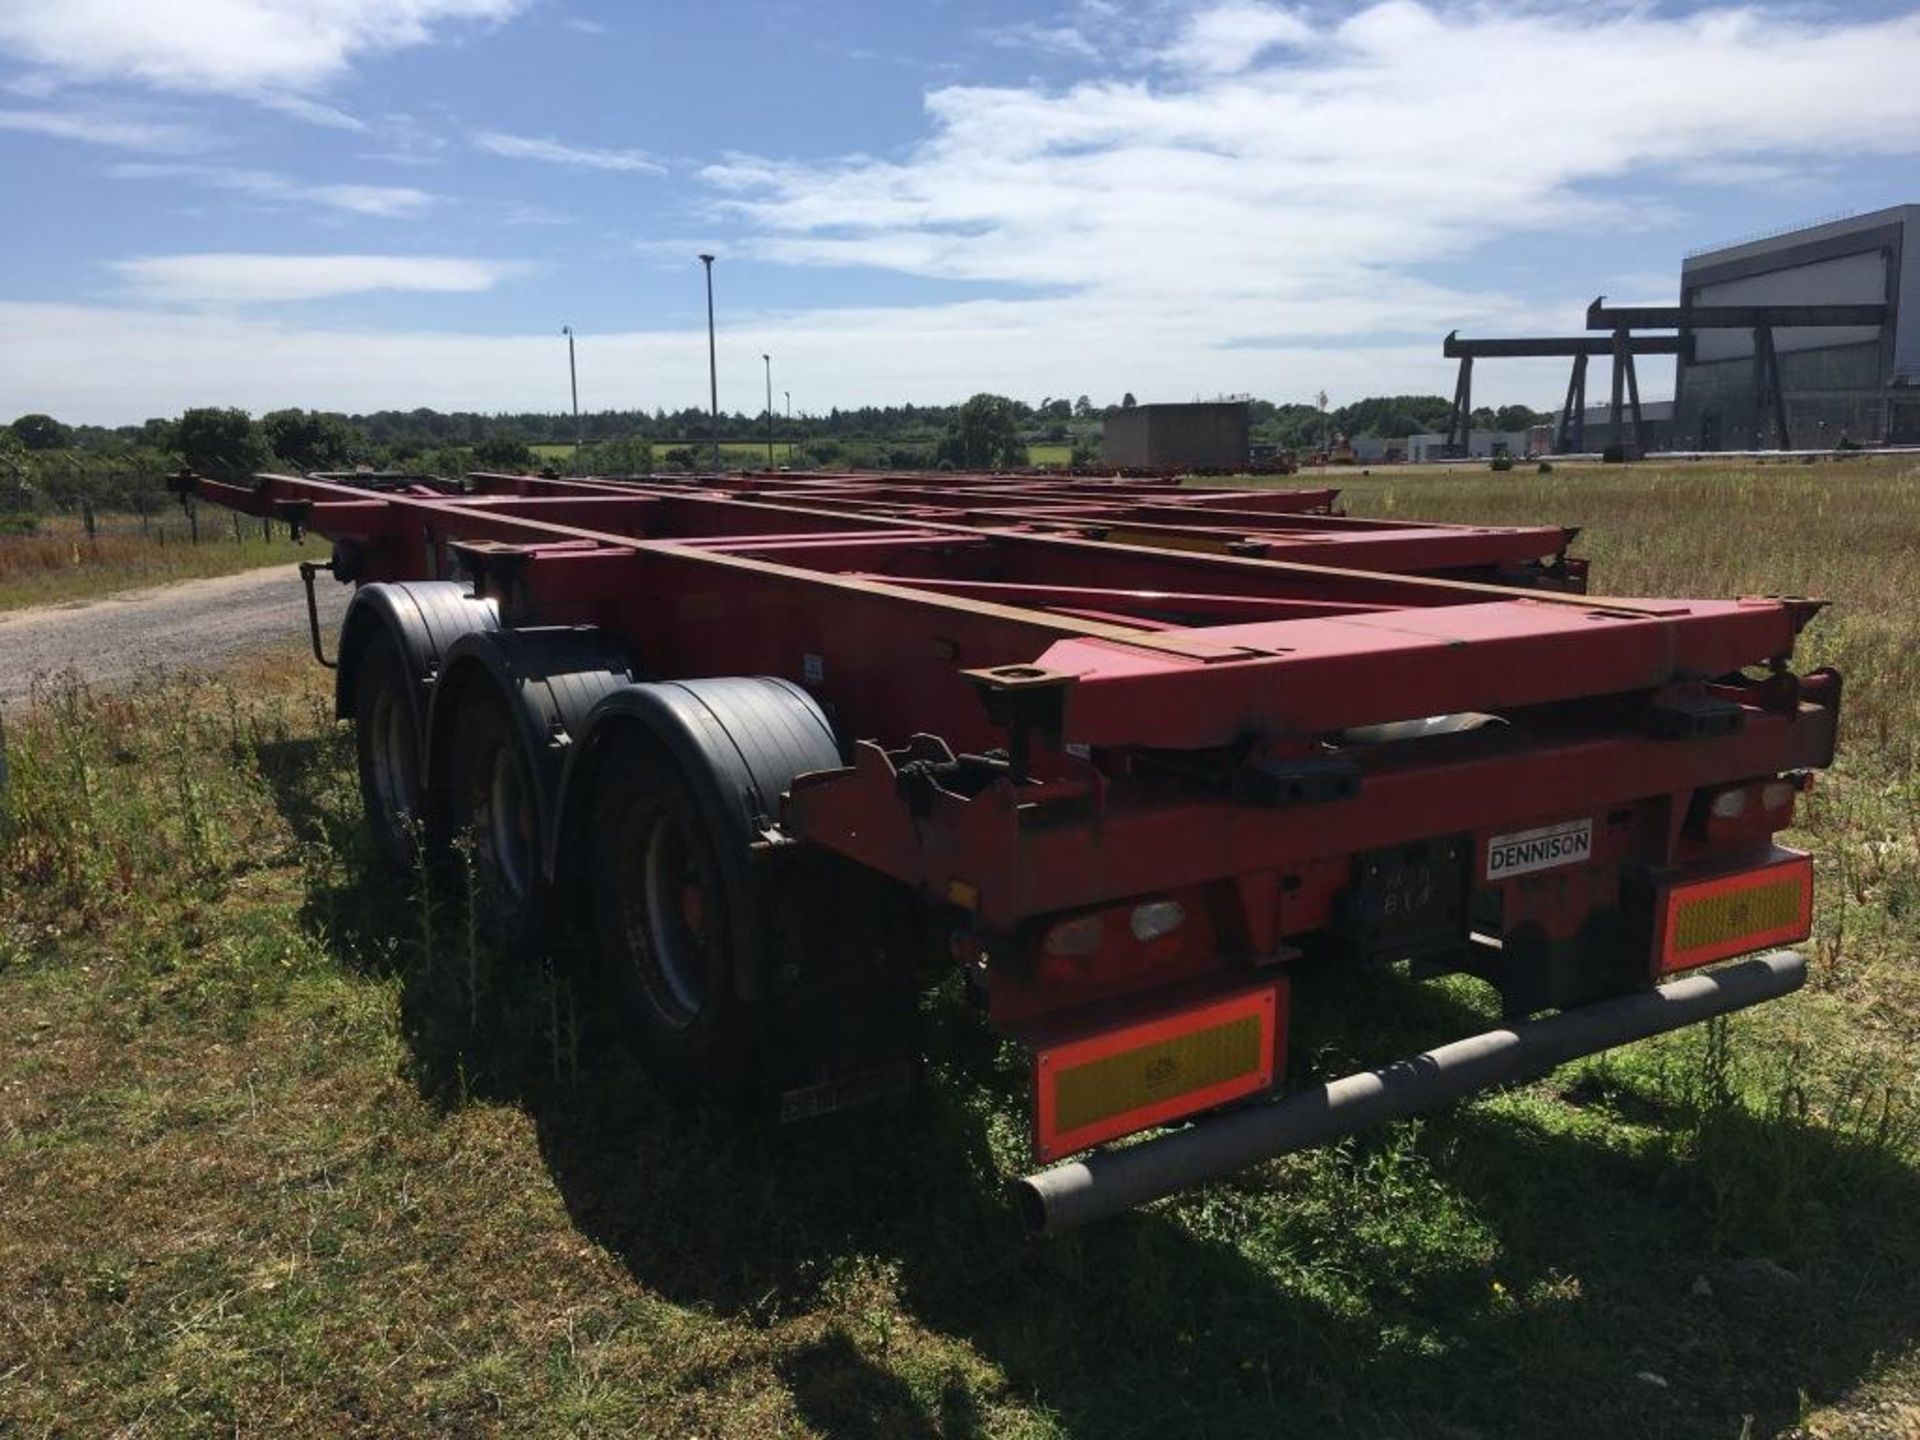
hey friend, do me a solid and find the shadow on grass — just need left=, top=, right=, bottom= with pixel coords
left=256, top=737, right=1920, bottom=1440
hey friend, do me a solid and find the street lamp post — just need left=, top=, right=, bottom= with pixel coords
left=561, top=325, right=580, bottom=475
left=763, top=353, right=774, bottom=467
left=698, top=254, right=719, bottom=471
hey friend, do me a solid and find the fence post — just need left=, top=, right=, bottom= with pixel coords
left=82, top=498, right=96, bottom=539
left=233, top=511, right=243, bottom=543
left=188, top=501, right=199, bottom=545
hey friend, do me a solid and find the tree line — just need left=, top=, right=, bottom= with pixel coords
left=2, top=391, right=1550, bottom=515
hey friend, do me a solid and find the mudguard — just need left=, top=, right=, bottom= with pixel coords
left=557, top=677, right=844, bottom=997
left=422, top=626, right=635, bottom=878
left=334, top=580, right=499, bottom=743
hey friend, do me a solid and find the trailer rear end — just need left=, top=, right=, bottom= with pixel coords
left=173, top=468, right=1837, bottom=1230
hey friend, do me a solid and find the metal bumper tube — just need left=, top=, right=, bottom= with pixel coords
left=1015, top=951, right=1806, bottom=1236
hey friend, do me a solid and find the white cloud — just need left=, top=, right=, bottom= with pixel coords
left=108, top=163, right=437, bottom=218
left=0, top=0, right=523, bottom=103
left=984, top=21, right=1102, bottom=62
left=259, top=92, right=367, bottom=131
left=1163, top=3, right=1312, bottom=75
left=474, top=130, right=664, bottom=173
left=109, top=254, right=526, bottom=304
left=8, top=4, right=1920, bottom=421
left=0, top=297, right=1577, bottom=427
left=562, top=15, right=609, bottom=35
left=698, top=3, right=1920, bottom=398
left=0, top=106, right=201, bottom=151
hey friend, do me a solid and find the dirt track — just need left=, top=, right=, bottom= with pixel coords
left=0, top=564, right=351, bottom=711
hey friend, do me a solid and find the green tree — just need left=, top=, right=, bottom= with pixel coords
left=10, top=413, right=72, bottom=451
left=579, top=437, right=654, bottom=475
left=419, top=445, right=474, bottom=479
left=1121, top=392, right=1137, bottom=408
left=1328, top=395, right=1453, bottom=440
left=262, top=408, right=355, bottom=472
left=177, top=407, right=272, bottom=481
left=1492, top=403, right=1548, bottom=431
left=0, top=429, right=32, bottom=502
left=935, top=393, right=1025, bottom=469
left=472, top=433, right=535, bottom=470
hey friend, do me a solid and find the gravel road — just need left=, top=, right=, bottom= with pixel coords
left=0, top=564, right=352, bottom=711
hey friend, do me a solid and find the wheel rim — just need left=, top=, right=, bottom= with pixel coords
left=617, top=803, right=710, bottom=1029
left=368, top=687, right=418, bottom=836
left=480, top=742, right=534, bottom=905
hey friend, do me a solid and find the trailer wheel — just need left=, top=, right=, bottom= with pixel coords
left=587, top=736, right=753, bottom=1104
left=353, top=626, right=425, bottom=871
left=444, top=690, right=545, bottom=954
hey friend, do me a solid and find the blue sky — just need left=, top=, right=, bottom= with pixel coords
left=2, top=0, right=1918, bottom=424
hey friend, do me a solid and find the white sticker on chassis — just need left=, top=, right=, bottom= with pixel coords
left=1485, top=817, right=1593, bottom=880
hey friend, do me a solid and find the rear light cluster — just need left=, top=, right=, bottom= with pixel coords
left=1043, top=899, right=1188, bottom=957
left=1708, top=779, right=1797, bottom=820
left=1695, top=774, right=1808, bottom=844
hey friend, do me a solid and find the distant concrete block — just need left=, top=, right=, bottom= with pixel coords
left=1102, top=403, right=1250, bottom=469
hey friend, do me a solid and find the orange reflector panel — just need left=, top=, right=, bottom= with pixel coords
left=1656, top=849, right=1812, bottom=975
left=1033, top=984, right=1281, bottom=1162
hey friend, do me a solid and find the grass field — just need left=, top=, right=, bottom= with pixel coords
left=0, top=510, right=307, bottom=612
left=3, top=458, right=1918, bottom=1437
left=526, top=441, right=1074, bottom=468
left=530, top=441, right=804, bottom=465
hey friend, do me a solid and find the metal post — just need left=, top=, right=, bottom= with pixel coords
left=1573, top=354, right=1587, bottom=453
left=1609, top=328, right=1628, bottom=456
left=1446, top=357, right=1473, bottom=457
left=1624, top=350, right=1646, bottom=458
left=785, top=390, right=792, bottom=465
left=763, top=352, right=774, bottom=467
left=698, top=254, right=720, bottom=472
left=1757, top=325, right=1790, bottom=450
left=563, top=325, right=581, bottom=476
left=1557, top=354, right=1583, bottom=453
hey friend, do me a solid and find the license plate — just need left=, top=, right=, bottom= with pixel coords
left=1338, top=837, right=1470, bottom=963
left=1486, top=817, right=1593, bottom=880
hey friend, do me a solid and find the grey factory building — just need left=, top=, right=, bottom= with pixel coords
left=1673, top=205, right=1920, bottom=449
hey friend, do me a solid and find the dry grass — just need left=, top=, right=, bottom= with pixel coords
left=2, top=458, right=1918, bottom=1438
left=0, top=510, right=306, bottom=612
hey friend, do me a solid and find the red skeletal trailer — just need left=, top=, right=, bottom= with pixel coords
left=172, top=468, right=1835, bottom=1231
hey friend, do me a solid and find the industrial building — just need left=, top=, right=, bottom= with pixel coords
left=1435, top=204, right=1916, bottom=454
left=1406, top=428, right=1546, bottom=463
left=1102, top=402, right=1250, bottom=469
left=1580, top=400, right=1675, bottom=454
left=1673, top=205, right=1919, bottom=448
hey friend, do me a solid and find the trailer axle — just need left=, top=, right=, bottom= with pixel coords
left=1014, top=951, right=1806, bottom=1235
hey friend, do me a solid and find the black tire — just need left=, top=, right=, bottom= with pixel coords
left=353, top=626, right=425, bottom=873
left=444, top=688, right=546, bottom=956
left=587, top=735, right=756, bottom=1107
